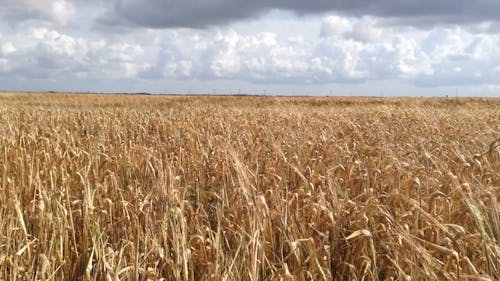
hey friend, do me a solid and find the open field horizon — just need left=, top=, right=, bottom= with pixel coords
left=0, top=93, right=499, bottom=280
left=2, top=91, right=499, bottom=99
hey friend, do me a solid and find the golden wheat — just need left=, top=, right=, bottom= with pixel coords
left=0, top=93, right=498, bottom=280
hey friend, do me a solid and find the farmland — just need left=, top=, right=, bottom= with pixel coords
left=0, top=93, right=499, bottom=280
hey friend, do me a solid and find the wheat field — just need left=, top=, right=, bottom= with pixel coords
left=0, top=93, right=499, bottom=280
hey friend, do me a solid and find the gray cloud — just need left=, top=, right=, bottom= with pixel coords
left=104, top=0, right=500, bottom=29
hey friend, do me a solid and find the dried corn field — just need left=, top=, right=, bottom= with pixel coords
left=0, top=93, right=499, bottom=280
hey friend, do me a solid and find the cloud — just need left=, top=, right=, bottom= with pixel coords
left=0, top=27, right=147, bottom=80
left=320, top=16, right=383, bottom=42
left=140, top=30, right=326, bottom=84
left=1, top=42, right=16, bottom=56
left=3, top=17, right=497, bottom=88
left=0, top=0, right=76, bottom=26
left=137, top=22, right=500, bottom=86
left=103, top=0, right=500, bottom=29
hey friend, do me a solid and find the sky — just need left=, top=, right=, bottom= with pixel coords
left=0, top=0, right=499, bottom=96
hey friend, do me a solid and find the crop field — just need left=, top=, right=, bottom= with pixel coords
left=0, top=93, right=499, bottom=280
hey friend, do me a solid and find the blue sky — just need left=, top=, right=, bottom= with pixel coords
left=0, top=0, right=499, bottom=96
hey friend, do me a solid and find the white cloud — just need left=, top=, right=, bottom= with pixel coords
left=393, top=36, right=434, bottom=77
left=50, top=1, right=75, bottom=26
left=1, top=42, right=16, bottom=56
left=320, top=16, right=352, bottom=37
left=141, top=30, right=317, bottom=83
left=0, top=58, right=9, bottom=72
left=320, top=16, right=383, bottom=42
left=134, top=19, right=498, bottom=87
left=0, top=0, right=76, bottom=26
left=0, top=26, right=147, bottom=81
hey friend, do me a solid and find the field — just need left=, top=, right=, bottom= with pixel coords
left=0, top=93, right=499, bottom=280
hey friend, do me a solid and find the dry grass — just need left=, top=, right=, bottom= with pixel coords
left=0, top=93, right=499, bottom=280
